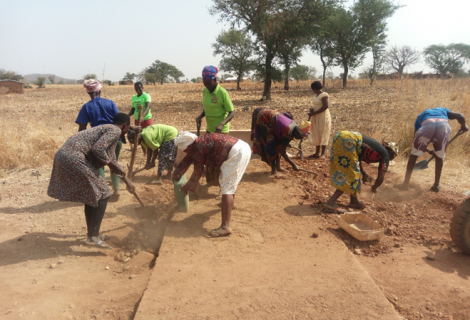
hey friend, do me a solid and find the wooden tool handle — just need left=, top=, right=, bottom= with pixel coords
left=120, top=175, right=145, bottom=206
left=298, top=167, right=318, bottom=178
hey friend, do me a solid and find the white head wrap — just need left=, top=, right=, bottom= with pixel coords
left=175, top=131, right=198, bottom=151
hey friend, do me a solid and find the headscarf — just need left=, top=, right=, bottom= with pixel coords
left=175, top=131, right=198, bottom=151
left=202, top=66, right=218, bottom=80
left=83, top=79, right=102, bottom=92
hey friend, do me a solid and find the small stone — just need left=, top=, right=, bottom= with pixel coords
left=426, top=253, right=436, bottom=261
left=124, top=257, right=131, bottom=263
left=354, top=249, right=362, bottom=255
left=129, top=274, right=136, bottom=279
left=57, top=260, right=64, bottom=265
left=393, top=243, right=400, bottom=248
left=310, top=233, right=319, bottom=239
left=49, top=264, right=57, bottom=269
left=105, top=266, right=110, bottom=270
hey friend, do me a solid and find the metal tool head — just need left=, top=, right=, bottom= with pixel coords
left=413, top=159, right=429, bottom=171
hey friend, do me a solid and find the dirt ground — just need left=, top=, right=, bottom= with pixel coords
left=1, top=81, right=470, bottom=319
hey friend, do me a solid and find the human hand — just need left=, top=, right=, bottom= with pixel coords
left=461, top=125, right=469, bottom=133
left=215, top=123, right=224, bottom=133
left=362, top=173, right=373, bottom=184
left=426, top=148, right=435, bottom=155
left=291, top=163, right=299, bottom=171
left=144, top=162, right=155, bottom=170
left=109, top=162, right=124, bottom=176
left=196, top=116, right=202, bottom=125
left=126, top=181, right=136, bottom=193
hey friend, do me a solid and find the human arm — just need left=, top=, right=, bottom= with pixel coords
left=279, top=145, right=299, bottom=171
left=448, top=111, right=468, bottom=132
left=144, top=149, right=158, bottom=169
left=142, top=101, right=151, bottom=120
left=196, top=110, right=206, bottom=126
left=78, top=123, right=87, bottom=132
left=308, top=96, right=329, bottom=117
left=371, top=167, right=386, bottom=193
left=215, top=111, right=235, bottom=133
left=128, top=107, right=135, bottom=116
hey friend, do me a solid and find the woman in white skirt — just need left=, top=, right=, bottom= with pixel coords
left=172, top=132, right=251, bottom=237
left=308, top=81, right=331, bottom=158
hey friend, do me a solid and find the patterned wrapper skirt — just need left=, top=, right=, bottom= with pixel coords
left=157, top=138, right=178, bottom=174
left=329, top=131, right=363, bottom=196
left=252, top=108, right=278, bottom=164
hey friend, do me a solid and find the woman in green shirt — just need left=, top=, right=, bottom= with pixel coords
left=128, top=82, right=153, bottom=128
left=128, top=124, right=178, bottom=184
left=195, top=66, right=235, bottom=135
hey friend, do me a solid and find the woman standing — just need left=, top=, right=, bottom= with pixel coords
left=128, top=82, right=153, bottom=128
left=195, top=65, right=235, bottom=135
left=128, top=124, right=179, bottom=184
left=172, top=132, right=251, bottom=237
left=48, top=113, right=134, bottom=249
left=325, top=131, right=398, bottom=212
left=308, top=81, right=331, bottom=158
left=252, top=108, right=304, bottom=174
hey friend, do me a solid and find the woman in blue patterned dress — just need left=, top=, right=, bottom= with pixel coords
left=48, top=113, right=133, bottom=248
left=324, top=131, right=398, bottom=213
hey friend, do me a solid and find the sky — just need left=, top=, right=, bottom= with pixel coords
left=1, top=0, right=469, bottom=81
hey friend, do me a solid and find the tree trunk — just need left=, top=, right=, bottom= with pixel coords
left=236, top=77, right=241, bottom=90
left=262, top=52, right=274, bottom=100
left=342, top=63, right=349, bottom=88
left=398, top=66, right=404, bottom=79
left=284, top=66, right=290, bottom=91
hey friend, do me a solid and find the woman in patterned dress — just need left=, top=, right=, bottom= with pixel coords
left=48, top=113, right=133, bottom=248
left=251, top=107, right=304, bottom=174
left=308, top=81, right=331, bottom=158
left=324, top=131, right=398, bottom=213
left=172, top=132, right=251, bottom=237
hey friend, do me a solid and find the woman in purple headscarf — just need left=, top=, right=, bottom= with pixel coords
left=195, top=65, right=236, bottom=184
left=195, top=66, right=235, bottom=135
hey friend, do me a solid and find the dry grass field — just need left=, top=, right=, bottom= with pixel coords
left=1, top=79, right=470, bottom=320
left=1, top=78, right=469, bottom=173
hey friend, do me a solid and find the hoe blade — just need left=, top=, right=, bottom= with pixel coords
left=413, top=159, right=430, bottom=171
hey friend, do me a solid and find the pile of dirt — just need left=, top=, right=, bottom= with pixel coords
left=286, top=157, right=467, bottom=257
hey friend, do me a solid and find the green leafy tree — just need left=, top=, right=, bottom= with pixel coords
left=0, top=69, right=23, bottom=81
left=210, top=0, right=331, bottom=100
left=144, top=73, right=157, bottom=85
left=324, top=0, right=400, bottom=88
left=146, top=60, right=184, bottom=84
left=290, top=65, right=314, bottom=81
left=83, top=73, right=97, bottom=80
left=278, top=39, right=304, bottom=90
left=384, top=45, right=420, bottom=78
left=311, top=36, right=336, bottom=86
left=35, top=77, right=46, bottom=88
left=423, top=43, right=470, bottom=77
left=213, top=28, right=255, bottom=90
left=366, top=34, right=387, bottom=85
left=122, top=72, right=136, bottom=82
left=47, top=75, right=55, bottom=84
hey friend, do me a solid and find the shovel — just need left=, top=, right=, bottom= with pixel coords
left=297, top=114, right=312, bottom=159
left=414, top=129, right=464, bottom=171
left=119, top=174, right=157, bottom=220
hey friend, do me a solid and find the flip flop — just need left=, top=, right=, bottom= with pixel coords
left=208, top=228, right=232, bottom=238
left=348, top=202, right=366, bottom=210
left=85, top=237, right=112, bottom=249
left=324, top=205, right=347, bottom=213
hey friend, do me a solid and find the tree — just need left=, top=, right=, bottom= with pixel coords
left=102, top=80, right=114, bottom=86
left=144, top=73, right=157, bottom=85
left=83, top=74, right=97, bottom=80
left=213, top=28, right=255, bottom=90
left=311, top=37, right=336, bottom=86
left=324, top=0, right=400, bottom=88
left=122, top=72, right=136, bottom=82
left=384, top=45, right=420, bottom=78
left=326, top=70, right=335, bottom=80
left=366, top=35, right=386, bottom=85
left=146, top=60, right=184, bottom=85
left=278, top=39, right=304, bottom=90
left=291, top=65, right=315, bottom=81
left=0, top=69, right=23, bottom=81
left=423, top=43, right=470, bottom=77
left=47, top=75, right=55, bottom=84
left=35, top=77, right=46, bottom=88
left=210, top=0, right=331, bottom=100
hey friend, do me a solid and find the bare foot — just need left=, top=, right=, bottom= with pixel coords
left=324, top=203, right=347, bottom=213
